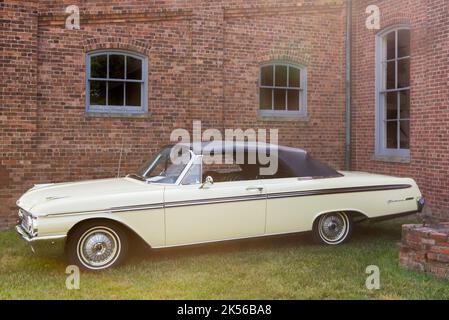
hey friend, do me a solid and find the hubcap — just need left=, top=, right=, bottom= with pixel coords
left=77, top=227, right=121, bottom=269
left=318, top=213, right=348, bottom=244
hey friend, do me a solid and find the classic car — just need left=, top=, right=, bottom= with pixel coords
left=16, top=141, right=425, bottom=270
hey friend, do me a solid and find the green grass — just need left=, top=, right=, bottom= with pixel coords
left=0, top=218, right=448, bottom=300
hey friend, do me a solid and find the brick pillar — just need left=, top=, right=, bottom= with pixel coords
left=0, top=0, right=39, bottom=228
left=188, top=2, right=225, bottom=133
left=421, top=1, right=449, bottom=221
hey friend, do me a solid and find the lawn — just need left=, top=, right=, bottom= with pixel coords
left=0, top=217, right=448, bottom=300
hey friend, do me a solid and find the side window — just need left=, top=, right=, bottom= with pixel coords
left=181, top=162, right=202, bottom=185
left=202, top=152, right=238, bottom=182
left=86, top=50, right=148, bottom=114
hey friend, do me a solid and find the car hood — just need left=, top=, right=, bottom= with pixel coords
left=17, top=177, right=165, bottom=216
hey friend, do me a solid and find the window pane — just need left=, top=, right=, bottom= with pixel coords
left=90, top=81, right=106, bottom=105
left=273, top=89, right=286, bottom=110
left=109, top=54, right=125, bottom=79
left=289, top=67, right=300, bottom=88
left=182, top=164, right=201, bottom=185
left=398, top=59, right=410, bottom=88
left=287, top=89, right=299, bottom=111
left=400, top=120, right=410, bottom=149
left=261, top=66, right=273, bottom=86
left=398, top=30, right=410, bottom=58
left=399, top=90, right=410, bottom=119
left=127, top=56, right=142, bottom=80
left=386, top=31, right=396, bottom=60
left=386, top=92, right=397, bottom=120
left=275, top=65, right=287, bottom=87
left=108, top=81, right=124, bottom=105
left=126, top=83, right=141, bottom=106
left=386, top=121, right=398, bottom=149
left=260, top=88, right=272, bottom=110
left=90, top=55, right=107, bottom=78
left=386, top=61, right=396, bottom=89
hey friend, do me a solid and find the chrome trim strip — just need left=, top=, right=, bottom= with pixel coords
left=47, top=203, right=164, bottom=217
left=110, top=203, right=164, bottom=212
left=267, top=184, right=412, bottom=199
left=164, top=194, right=267, bottom=208
left=15, top=225, right=66, bottom=242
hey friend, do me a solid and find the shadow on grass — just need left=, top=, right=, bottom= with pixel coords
left=126, top=217, right=416, bottom=266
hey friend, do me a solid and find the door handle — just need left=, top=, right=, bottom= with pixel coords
left=246, top=186, right=264, bottom=192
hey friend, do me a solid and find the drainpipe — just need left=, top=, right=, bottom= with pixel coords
left=344, top=0, right=352, bottom=171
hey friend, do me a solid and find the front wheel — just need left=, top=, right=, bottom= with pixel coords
left=313, top=212, right=353, bottom=245
left=66, top=221, right=128, bottom=271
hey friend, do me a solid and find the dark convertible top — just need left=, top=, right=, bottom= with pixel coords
left=175, top=141, right=341, bottom=179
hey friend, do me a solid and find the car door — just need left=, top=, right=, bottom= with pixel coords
left=164, top=180, right=267, bottom=247
left=263, top=177, right=325, bottom=235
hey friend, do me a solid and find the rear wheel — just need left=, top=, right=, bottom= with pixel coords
left=66, top=221, right=128, bottom=271
left=313, top=212, right=352, bottom=245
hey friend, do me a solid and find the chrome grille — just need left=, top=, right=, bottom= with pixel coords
left=19, top=209, right=30, bottom=231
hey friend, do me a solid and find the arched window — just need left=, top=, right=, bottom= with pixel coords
left=86, top=50, right=148, bottom=114
left=375, top=26, right=411, bottom=159
left=259, top=62, right=307, bottom=117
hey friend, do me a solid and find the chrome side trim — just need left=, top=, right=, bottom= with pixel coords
left=164, top=194, right=267, bottom=208
left=41, top=203, right=165, bottom=217
left=110, top=203, right=164, bottom=213
left=267, top=184, right=412, bottom=199
left=15, top=225, right=66, bottom=243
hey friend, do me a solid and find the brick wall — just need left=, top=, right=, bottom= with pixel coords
left=0, top=0, right=447, bottom=229
left=0, top=0, right=347, bottom=229
left=351, top=0, right=449, bottom=221
left=0, top=0, right=39, bottom=228
left=400, top=223, right=449, bottom=279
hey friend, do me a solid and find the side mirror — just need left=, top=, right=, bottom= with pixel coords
left=200, top=176, right=214, bottom=189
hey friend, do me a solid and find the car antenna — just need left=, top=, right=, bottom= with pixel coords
left=117, top=135, right=125, bottom=178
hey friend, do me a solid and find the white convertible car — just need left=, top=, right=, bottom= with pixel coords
left=16, top=141, right=425, bottom=270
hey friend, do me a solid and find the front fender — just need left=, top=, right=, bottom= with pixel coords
left=36, top=209, right=165, bottom=248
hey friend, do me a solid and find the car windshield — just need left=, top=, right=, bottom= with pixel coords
left=133, top=146, right=192, bottom=184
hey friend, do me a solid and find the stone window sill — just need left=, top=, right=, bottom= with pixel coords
left=372, top=154, right=411, bottom=164
left=257, top=111, right=309, bottom=122
left=84, top=112, right=152, bottom=119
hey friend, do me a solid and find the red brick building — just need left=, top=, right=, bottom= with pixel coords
left=0, top=0, right=447, bottom=229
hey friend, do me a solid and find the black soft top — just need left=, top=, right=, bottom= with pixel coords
left=171, top=141, right=341, bottom=179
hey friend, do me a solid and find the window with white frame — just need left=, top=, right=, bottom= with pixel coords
left=259, top=62, right=307, bottom=117
left=86, top=50, right=148, bottom=113
left=375, top=27, right=411, bottom=158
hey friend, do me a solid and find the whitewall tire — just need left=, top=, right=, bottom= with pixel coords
left=66, top=221, right=128, bottom=271
left=313, top=212, right=353, bottom=245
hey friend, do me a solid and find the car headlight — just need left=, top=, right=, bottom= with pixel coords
left=29, top=216, right=38, bottom=237
left=19, top=209, right=38, bottom=237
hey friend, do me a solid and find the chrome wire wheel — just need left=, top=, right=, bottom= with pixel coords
left=317, top=212, right=350, bottom=245
left=76, top=227, right=121, bottom=270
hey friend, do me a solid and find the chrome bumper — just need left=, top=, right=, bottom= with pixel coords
left=15, top=225, right=66, bottom=242
left=417, top=197, right=426, bottom=213
left=15, top=225, right=66, bottom=254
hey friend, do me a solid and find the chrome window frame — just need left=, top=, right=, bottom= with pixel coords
left=144, top=149, right=199, bottom=186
